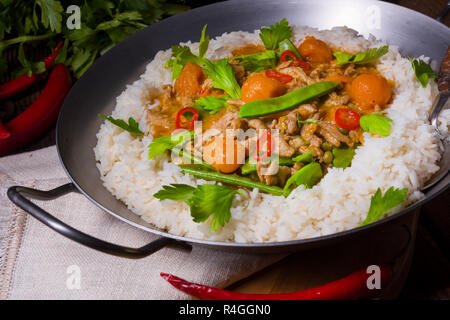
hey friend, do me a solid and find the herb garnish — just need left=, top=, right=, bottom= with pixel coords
left=259, top=18, right=292, bottom=50
left=154, top=183, right=239, bottom=232
left=98, top=114, right=143, bottom=136
left=230, top=50, right=279, bottom=72
left=203, top=59, right=241, bottom=100
left=408, top=57, right=437, bottom=88
left=333, top=46, right=389, bottom=65
left=359, top=187, right=408, bottom=226
left=360, top=113, right=392, bottom=136
left=147, top=131, right=194, bottom=159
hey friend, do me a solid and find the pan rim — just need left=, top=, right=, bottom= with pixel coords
left=56, top=0, right=450, bottom=248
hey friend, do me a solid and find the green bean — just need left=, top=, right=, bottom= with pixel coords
left=239, top=81, right=339, bottom=118
left=278, top=39, right=303, bottom=60
left=172, top=148, right=216, bottom=171
left=179, top=165, right=286, bottom=196
left=241, top=156, right=296, bottom=175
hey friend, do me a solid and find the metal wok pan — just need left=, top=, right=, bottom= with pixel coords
left=7, top=0, right=450, bottom=258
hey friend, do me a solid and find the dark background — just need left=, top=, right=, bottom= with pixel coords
left=3, top=0, right=450, bottom=299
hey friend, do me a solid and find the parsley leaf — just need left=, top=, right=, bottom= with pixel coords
left=360, top=113, right=392, bottom=136
left=332, top=148, right=355, bottom=169
left=284, top=162, right=323, bottom=192
left=165, top=24, right=210, bottom=79
left=147, top=131, right=194, bottom=159
left=203, top=59, right=241, bottom=100
left=408, top=57, right=437, bottom=88
left=36, top=0, right=63, bottom=33
left=15, top=43, right=46, bottom=77
left=153, top=183, right=237, bottom=232
left=199, top=24, right=209, bottom=58
left=359, top=187, right=408, bottom=226
left=98, top=114, right=144, bottom=136
left=230, top=50, right=278, bottom=72
left=191, top=184, right=236, bottom=232
left=193, top=95, right=230, bottom=115
left=165, top=45, right=205, bottom=80
left=153, top=184, right=196, bottom=203
left=292, top=151, right=313, bottom=163
left=333, top=46, right=389, bottom=65
left=259, top=18, right=292, bottom=50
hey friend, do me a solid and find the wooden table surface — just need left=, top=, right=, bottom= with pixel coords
left=3, top=0, right=450, bottom=299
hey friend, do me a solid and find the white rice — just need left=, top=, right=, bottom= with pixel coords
left=94, top=25, right=443, bottom=242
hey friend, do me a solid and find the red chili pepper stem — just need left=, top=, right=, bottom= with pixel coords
left=0, top=41, right=63, bottom=102
left=161, top=263, right=393, bottom=300
left=175, top=107, right=199, bottom=130
left=0, top=64, right=72, bottom=156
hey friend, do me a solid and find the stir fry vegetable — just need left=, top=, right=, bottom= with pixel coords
left=239, top=81, right=339, bottom=118
left=179, top=165, right=287, bottom=196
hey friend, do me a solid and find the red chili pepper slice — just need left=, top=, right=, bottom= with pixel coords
left=0, top=41, right=63, bottom=102
left=254, top=129, right=272, bottom=162
left=335, top=107, right=361, bottom=130
left=0, top=64, right=72, bottom=156
left=175, top=107, right=199, bottom=130
left=280, top=50, right=310, bottom=71
left=161, top=263, right=393, bottom=300
left=265, top=70, right=293, bottom=84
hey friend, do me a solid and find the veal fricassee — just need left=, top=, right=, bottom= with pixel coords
left=96, top=20, right=440, bottom=239
left=147, top=37, right=392, bottom=188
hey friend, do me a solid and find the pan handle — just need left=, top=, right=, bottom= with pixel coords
left=7, top=183, right=174, bottom=259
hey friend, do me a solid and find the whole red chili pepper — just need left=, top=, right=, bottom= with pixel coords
left=161, top=263, right=392, bottom=300
left=265, top=70, right=293, bottom=84
left=0, top=41, right=63, bottom=102
left=175, top=106, right=199, bottom=130
left=0, top=64, right=72, bottom=156
left=280, top=50, right=310, bottom=71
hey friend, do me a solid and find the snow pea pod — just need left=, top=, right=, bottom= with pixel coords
left=238, top=81, right=339, bottom=118
left=241, top=156, right=296, bottom=175
left=179, top=165, right=286, bottom=196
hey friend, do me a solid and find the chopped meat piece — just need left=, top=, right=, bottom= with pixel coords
left=317, top=122, right=351, bottom=147
left=248, top=119, right=267, bottom=130
left=295, top=103, right=317, bottom=119
left=230, top=61, right=246, bottom=85
left=288, top=136, right=307, bottom=149
left=256, top=163, right=291, bottom=187
left=279, top=134, right=295, bottom=157
left=324, top=92, right=350, bottom=106
left=227, top=99, right=245, bottom=107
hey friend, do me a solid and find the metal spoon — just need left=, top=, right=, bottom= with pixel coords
left=421, top=46, right=450, bottom=191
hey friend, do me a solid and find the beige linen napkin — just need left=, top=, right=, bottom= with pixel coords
left=0, top=146, right=284, bottom=299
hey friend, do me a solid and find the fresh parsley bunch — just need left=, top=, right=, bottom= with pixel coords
left=0, top=0, right=189, bottom=78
